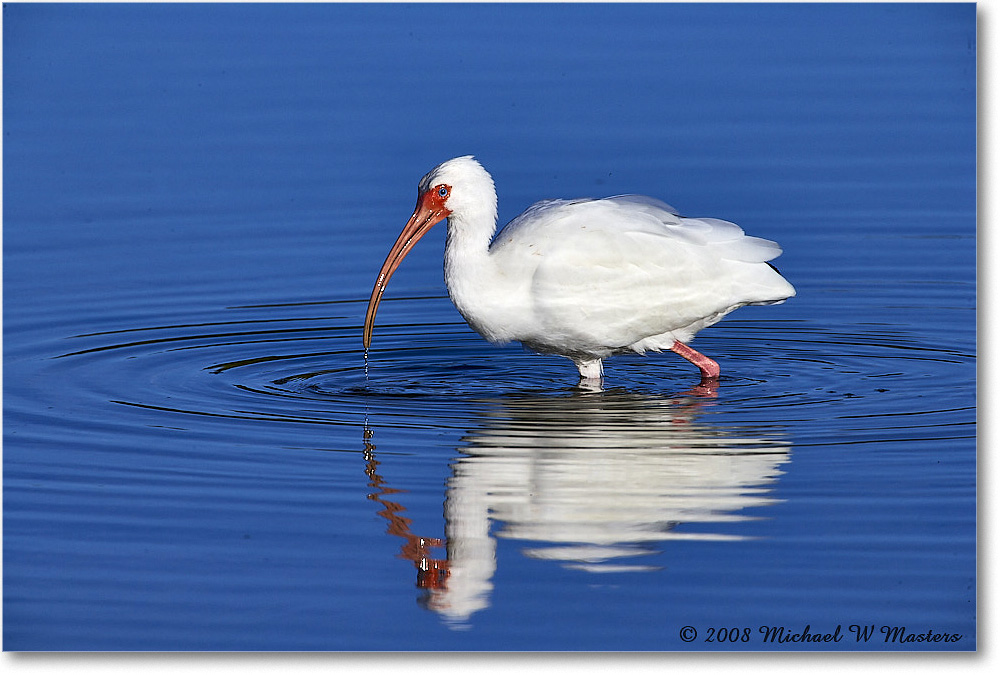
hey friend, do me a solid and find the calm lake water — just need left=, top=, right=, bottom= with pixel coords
left=3, top=3, right=976, bottom=651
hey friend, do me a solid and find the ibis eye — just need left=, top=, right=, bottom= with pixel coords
left=438, top=186, right=449, bottom=197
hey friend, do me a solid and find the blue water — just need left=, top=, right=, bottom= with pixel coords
left=3, top=3, right=975, bottom=651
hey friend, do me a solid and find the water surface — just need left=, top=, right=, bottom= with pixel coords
left=3, top=3, right=976, bottom=650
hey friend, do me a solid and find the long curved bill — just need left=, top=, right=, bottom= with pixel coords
left=363, top=196, right=449, bottom=349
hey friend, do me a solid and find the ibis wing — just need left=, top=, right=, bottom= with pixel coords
left=605, top=196, right=782, bottom=263
left=519, top=199, right=789, bottom=351
left=529, top=231, right=729, bottom=350
left=497, top=196, right=783, bottom=262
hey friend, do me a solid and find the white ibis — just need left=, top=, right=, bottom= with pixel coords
left=363, top=156, right=795, bottom=381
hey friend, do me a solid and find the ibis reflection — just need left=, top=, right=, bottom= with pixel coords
left=363, top=386, right=791, bottom=626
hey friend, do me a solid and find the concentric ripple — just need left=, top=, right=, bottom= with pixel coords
left=7, top=291, right=970, bottom=455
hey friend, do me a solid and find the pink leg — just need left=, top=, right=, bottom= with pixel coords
left=670, top=341, right=720, bottom=380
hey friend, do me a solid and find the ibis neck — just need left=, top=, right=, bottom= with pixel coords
left=443, top=210, right=505, bottom=340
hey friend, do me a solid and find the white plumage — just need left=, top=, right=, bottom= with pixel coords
left=364, top=156, right=795, bottom=381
